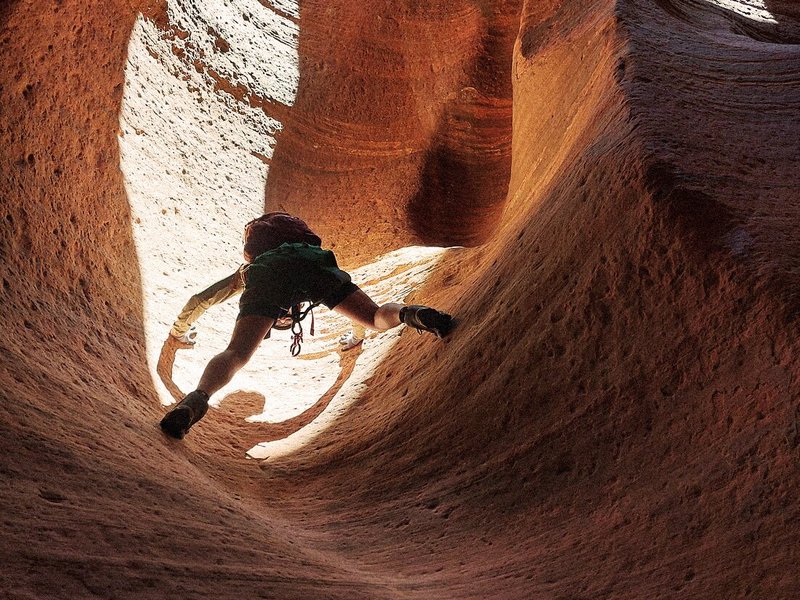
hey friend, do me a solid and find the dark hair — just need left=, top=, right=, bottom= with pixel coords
left=242, top=212, right=322, bottom=260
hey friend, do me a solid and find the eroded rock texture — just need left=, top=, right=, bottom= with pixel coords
left=1, top=0, right=799, bottom=598
left=265, top=0, right=517, bottom=256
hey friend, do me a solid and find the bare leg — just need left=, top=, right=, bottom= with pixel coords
left=160, top=314, right=274, bottom=439
left=197, top=314, right=274, bottom=396
left=335, top=287, right=455, bottom=339
left=333, top=287, right=403, bottom=331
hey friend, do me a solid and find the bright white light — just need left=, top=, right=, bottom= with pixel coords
left=168, top=0, right=300, bottom=106
left=119, top=1, right=299, bottom=407
left=701, top=0, right=777, bottom=23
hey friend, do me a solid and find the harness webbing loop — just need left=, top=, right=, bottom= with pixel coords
left=288, top=301, right=321, bottom=356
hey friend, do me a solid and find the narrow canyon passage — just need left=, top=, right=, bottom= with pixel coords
left=1, top=0, right=799, bottom=598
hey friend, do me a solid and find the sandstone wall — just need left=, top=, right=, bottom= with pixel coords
left=1, top=0, right=799, bottom=597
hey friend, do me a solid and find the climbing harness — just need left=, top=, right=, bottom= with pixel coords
left=288, top=301, right=322, bottom=357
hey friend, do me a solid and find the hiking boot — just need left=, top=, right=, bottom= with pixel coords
left=160, top=390, right=209, bottom=439
left=400, top=305, right=455, bottom=338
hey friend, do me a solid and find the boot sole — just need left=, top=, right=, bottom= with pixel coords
left=160, top=406, right=193, bottom=439
left=405, top=308, right=456, bottom=339
left=424, top=313, right=456, bottom=338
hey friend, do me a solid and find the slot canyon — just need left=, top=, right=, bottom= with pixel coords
left=1, top=0, right=799, bottom=597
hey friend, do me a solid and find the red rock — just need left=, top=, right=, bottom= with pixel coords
left=1, top=0, right=799, bottom=597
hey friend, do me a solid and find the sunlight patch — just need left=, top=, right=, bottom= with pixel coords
left=167, top=0, right=300, bottom=106
left=701, top=0, right=777, bottom=23
left=119, top=0, right=299, bottom=407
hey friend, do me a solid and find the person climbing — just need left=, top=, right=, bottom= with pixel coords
left=160, top=212, right=455, bottom=439
left=167, top=252, right=363, bottom=350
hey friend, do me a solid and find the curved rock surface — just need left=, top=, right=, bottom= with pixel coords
left=1, top=0, right=799, bottom=597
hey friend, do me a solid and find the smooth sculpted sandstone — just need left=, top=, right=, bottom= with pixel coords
left=1, top=0, right=799, bottom=598
left=264, top=0, right=518, bottom=258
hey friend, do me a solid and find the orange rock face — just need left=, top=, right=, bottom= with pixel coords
left=266, top=0, right=517, bottom=258
left=1, top=0, right=799, bottom=598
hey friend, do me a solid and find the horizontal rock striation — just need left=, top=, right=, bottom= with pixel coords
left=1, top=0, right=799, bottom=597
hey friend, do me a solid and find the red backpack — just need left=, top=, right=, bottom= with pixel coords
left=242, top=212, right=322, bottom=261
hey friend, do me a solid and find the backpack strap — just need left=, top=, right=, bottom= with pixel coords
left=288, top=301, right=322, bottom=356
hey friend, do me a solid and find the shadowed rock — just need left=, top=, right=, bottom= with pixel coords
left=1, top=0, right=799, bottom=597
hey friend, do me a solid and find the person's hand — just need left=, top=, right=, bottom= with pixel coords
left=169, top=325, right=198, bottom=349
left=338, top=330, right=363, bottom=351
